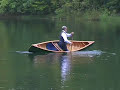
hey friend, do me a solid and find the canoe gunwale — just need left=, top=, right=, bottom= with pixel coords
left=29, top=40, right=95, bottom=53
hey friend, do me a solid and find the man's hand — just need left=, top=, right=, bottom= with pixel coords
left=70, top=42, right=73, bottom=45
left=71, top=32, right=74, bottom=35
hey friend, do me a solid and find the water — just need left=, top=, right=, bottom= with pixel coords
left=0, top=16, right=120, bottom=90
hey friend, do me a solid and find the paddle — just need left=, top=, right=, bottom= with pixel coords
left=70, top=35, right=73, bottom=52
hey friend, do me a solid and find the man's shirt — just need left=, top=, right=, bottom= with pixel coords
left=61, top=30, right=72, bottom=44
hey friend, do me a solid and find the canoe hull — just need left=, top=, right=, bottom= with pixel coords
left=29, top=40, right=95, bottom=53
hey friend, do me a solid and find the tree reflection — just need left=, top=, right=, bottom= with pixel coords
left=28, top=52, right=72, bottom=86
left=28, top=51, right=96, bottom=88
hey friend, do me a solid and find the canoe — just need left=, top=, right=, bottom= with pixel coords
left=28, top=40, right=95, bottom=53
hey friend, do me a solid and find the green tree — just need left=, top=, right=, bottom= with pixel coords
left=0, top=0, right=120, bottom=15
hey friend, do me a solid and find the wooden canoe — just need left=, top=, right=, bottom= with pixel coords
left=28, top=40, right=95, bottom=53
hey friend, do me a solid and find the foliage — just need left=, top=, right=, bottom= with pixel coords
left=0, top=0, right=54, bottom=15
left=55, top=0, right=120, bottom=20
left=0, top=0, right=120, bottom=15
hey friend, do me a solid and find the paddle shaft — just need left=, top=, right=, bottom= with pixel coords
left=71, top=36, right=73, bottom=52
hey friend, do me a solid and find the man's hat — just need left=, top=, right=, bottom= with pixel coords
left=62, top=26, right=67, bottom=30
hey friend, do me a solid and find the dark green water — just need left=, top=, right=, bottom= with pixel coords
left=0, top=16, right=120, bottom=90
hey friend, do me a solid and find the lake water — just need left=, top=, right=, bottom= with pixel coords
left=0, top=16, right=120, bottom=90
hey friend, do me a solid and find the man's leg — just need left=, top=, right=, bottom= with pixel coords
left=58, top=42, right=68, bottom=51
left=62, top=44, right=68, bottom=51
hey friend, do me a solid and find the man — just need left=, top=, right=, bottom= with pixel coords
left=59, top=26, right=74, bottom=51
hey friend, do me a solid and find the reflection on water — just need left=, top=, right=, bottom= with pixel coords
left=59, top=54, right=71, bottom=84
left=28, top=50, right=99, bottom=87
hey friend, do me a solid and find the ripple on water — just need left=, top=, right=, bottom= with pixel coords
left=16, top=51, right=33, bottom=54
left=72, top=50, right=103, bottom=57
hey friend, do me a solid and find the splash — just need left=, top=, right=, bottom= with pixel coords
left=16, top=51, right=33, bottom=54
left=72, top=50, right=103, bottom=57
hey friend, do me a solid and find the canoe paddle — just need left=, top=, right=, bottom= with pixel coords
left=71, top=36, right=73, bottom=52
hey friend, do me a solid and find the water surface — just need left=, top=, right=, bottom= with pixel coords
left=0, top=16, right=120, bottom=90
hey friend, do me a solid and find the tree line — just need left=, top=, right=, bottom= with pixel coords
left=0, top=0, right=119, bottom=15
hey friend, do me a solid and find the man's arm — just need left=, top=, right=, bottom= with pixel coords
left=66, top=33, right=72, bottom=37
left=66, top=32, right=74, bottom=37
left=62, top=33, right=71, bottom=44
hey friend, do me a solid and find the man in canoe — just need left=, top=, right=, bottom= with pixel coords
left=59, top=26, right=74, bottom=51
